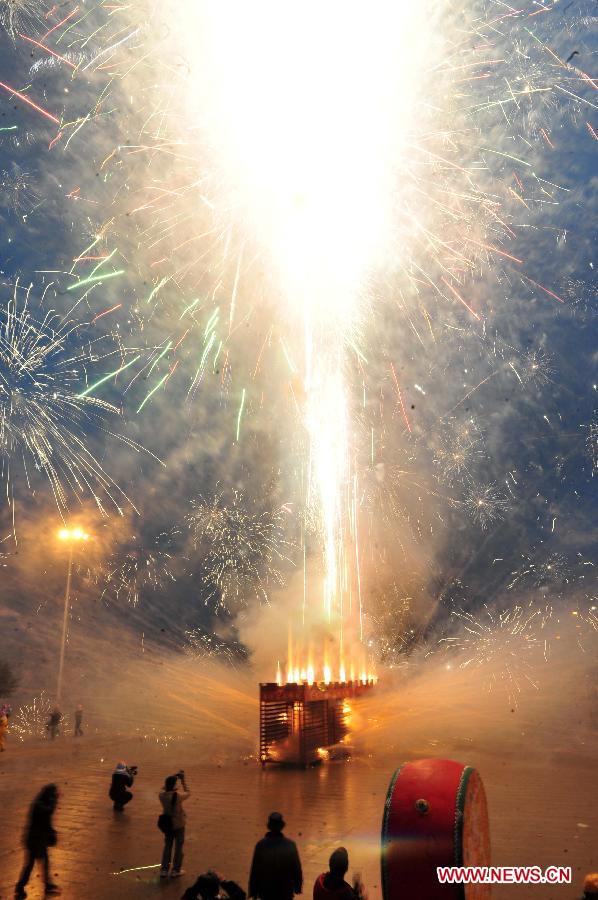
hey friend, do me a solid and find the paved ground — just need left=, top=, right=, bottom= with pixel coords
left=0, top=722, right=596, bottom=900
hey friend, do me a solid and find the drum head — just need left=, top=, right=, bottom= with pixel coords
left=381, top=758, right=491, bottom=900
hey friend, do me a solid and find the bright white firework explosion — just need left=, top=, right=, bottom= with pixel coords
left=187, top=490, right=290, bottom=612
left=0, top=282, right=139, bottom=519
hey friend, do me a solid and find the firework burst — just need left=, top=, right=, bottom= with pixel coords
left=0, top=282, right=137, bottom=519
left=0, top=0, right=49, bottom=40
left=101, top=533, right=176, bottom=606
left=187, top=489, right=290, bottom=612
left=441, top=601, right=552, bottom=702
left=462, top=483, right=509, bottom=529
left=0, top=167, right=38, bottom=215
left=11, top=692, right=69, bottom=741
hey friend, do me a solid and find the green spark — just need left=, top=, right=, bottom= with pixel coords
left=77, top=355, right=140, bottom=398
left=479, top=147, right=532, bottom=167
left=146, top=276, right=171, bottom=304
left=213, top=340, right=223, bottom=370
left=147, top=341, right=172, bottom=376
left=179, top=297, right=201, bottom=319
left=204, top=307, right=219, bottom=337
left=137, top=372, right=171, bottom=413
left=67, top=269, right=125, bottom=291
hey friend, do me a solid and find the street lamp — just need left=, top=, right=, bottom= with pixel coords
left=56, top=527, right=90, bottom=704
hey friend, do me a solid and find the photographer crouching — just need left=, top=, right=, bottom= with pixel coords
left=109, top=761, right=137, bottom=812
left=158, top=770, right=190, bottom=878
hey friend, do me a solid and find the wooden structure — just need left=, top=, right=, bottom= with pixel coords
left=259, top=680, right=375, bottom=766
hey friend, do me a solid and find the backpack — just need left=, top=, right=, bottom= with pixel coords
left=157, top=791, right=177, bottom=835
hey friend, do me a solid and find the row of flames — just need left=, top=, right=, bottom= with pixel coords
left=276, top=659, right=377, bottom=686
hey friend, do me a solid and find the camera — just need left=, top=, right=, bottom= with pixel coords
left=128, top=765, right=138, bottom=777
left=176, top=770, right=185, bottom=780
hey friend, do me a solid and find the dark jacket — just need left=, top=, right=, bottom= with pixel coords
left=109, top=771, right=133, bottom=800
left=181, top=877, right=246, bottom=900
left=24, top=792, right=57, bottom=855
left=313, top=873, right=356, bottom=900
left=249, top=830, right=303, bottom=899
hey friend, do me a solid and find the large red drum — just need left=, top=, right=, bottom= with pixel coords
left=381, top=758, right=491, bottom=900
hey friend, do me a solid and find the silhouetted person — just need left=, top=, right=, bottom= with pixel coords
left=0, top=711, right=8, bottom=752
left=47, top=707, right=61, bottom=740
left=182, top=871, right=246, bottom=899
left=74, top=705, right=83, bottom=737
left=248, top=812, right=302, bottom=900
left=580, top=873, right=598, bottom=898
left=159, top=771, right=190, bottom=877
left=314, top=848, right=357, bottom=899
left=109, top=761, right=134, bottom=811
left=15, top=784, right=61, bottom=898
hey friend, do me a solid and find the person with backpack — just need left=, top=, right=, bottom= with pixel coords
left=15, top=784, right=61, bottom=898
left=158, top=770, right=190, bottom=878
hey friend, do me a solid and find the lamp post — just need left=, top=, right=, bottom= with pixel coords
left=56, top=527, right=89, bottom=704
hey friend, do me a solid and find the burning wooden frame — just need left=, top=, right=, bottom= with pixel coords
left=259, top=679, right=375, bottom=766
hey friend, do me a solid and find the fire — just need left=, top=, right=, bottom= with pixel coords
left=280, top=663, right=376, bottom=686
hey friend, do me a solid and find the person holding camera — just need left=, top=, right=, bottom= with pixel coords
left=158, top=770, right=190, bottom=878
left=109, top=761, right=136, bottom=812
left=15, top=783, right=61, bottom=898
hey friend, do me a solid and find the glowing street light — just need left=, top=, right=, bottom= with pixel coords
left=56, top=527, right=90, bottom=704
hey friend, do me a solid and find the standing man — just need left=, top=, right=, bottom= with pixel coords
left=159, top=770, right=190, bottom=878
left=15, top=784, right=61, bottom=898
left=47, top=707, right=62, bottom=740
left=249, top=812, right=303, bottom=900
left=74, top=705, right=83, bottom=737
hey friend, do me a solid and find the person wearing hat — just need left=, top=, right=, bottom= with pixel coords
left=248, top=812, right=303, bottom=900
left=109, top=761, right=135, bottom=812
left=313, top=848, right=359, bottom=899
left=580, top=874, right=598, bottom=898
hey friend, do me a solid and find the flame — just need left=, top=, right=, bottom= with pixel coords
left=274, top=661, right=376, bottom=685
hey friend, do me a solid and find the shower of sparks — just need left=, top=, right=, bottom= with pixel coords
left=101, top=534, right=176, bottom=606
left=184, top=628, right=248, bottom=668
left=0, top=282, right=136, bottom=519
left=12, top=692, right=70, bottom=741
left=0, top=0, right=47, bottom=41
left=508, top=552, right=570, bottom=592
left=434, top=421, right=486, bottom=485
left=462, top=483, right=510, bottom=529
left=186, top=489, right=290, bottom=612
left=0, top=167, right=38, bottom=214
left=441, top=602, right=553, bottom=701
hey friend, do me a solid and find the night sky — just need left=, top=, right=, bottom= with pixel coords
left=0, top=0, right=596, bottom=686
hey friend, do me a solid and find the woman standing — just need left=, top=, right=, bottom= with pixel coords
left=158, top=771, right=190, bottom=878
